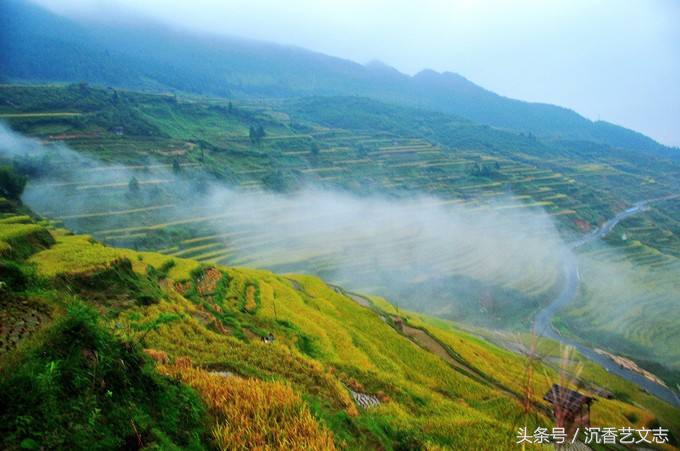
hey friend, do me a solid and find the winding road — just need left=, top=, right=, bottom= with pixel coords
left=534, top=196, right=680, bottom=408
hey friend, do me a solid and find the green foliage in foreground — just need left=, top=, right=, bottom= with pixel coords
left=1, top=199, right=679, bottom=448
left=0, top=166, right=27, bottom=200
left=0, top=302, right=207, bottom=450
left=2, top=90, right=680, bottom=448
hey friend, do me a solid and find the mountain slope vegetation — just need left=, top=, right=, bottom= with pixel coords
left=1, top=0, right=675, bottom=157
left=2, top=2, right=680, bottom=448
left=1, top=189, right=678, bottom=449
left=2, top=83, right=680, bottom=384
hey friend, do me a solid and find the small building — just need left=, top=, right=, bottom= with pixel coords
left=544, top=384, right=595, bottom=435
left=590, top=387, right=614, bottom=399
left=576, top=380, right=614, bottom=400
left=261, top=333, right=275, bottom=344
left=392, top=317, right=404, bottom=332
left=112, top=126, right=124, bottom=136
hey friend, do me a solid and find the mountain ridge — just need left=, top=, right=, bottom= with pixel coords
left=1, top=0, right=675, bottom=157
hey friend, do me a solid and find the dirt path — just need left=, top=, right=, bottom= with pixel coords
left=401, top=323, right=463, bottom=369
left=0, top=299, right=49, bottom=355
left=328, top=284, right=372, bottom=307
left=400, top=321, right=528, bottom=402
left=337, top=286, right=534, bottom=407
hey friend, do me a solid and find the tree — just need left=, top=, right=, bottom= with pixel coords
left=128, top=176, right=140, bottom=193
left=470, top=162, right=498, bottom=178
left=70, top=81, right=89, bottom=93
left=172, top=159, right=181, bottom=174
left=310, top=142, right=320, bottom=156
left=0, top=166, right=27, bottom=200
left=12, top=155, right=51, bottom=178
left=262, top=170, right=288, bottom=192
left=228, top=101, right=233, bottom=113
left=249, top=125, right=266, bottom=144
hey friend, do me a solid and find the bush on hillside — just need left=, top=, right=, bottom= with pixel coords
left=0, top=166, right=27, bottom=200
left=0, top=303, right=207, bottom=450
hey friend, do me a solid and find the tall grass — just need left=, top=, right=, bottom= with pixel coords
left=158, top=358, right=336, bottom=450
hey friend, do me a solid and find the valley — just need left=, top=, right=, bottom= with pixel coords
left=1, top=198, right=679, bottom=449
left=2, top=85, right=679, bottom=390
left=534, top=199, right=680, bottom=406
left=2, top=0, right=680, bottom=448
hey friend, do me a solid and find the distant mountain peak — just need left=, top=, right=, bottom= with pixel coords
left=1, top=0, right=669, bottom=156
left=413, top=69, right=471, bottom=84
left=413, top=68, right=440, bottom=79
left=441, top=71, right=471, bottom=82
left=411, top=68, right=486, bottom=98
left=364, top=60, right=401, bottom=75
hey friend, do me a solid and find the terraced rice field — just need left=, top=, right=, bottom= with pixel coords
left=563, top=240, right=680, bottom=371
left=9, top=91, right=680, bottom=347
left=22, top=117, right=680, bottom=317
left=22, top=128, right=598, bottom=327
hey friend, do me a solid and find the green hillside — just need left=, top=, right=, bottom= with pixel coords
left=1, top=190, right=679, bottom=449
left=2, top=83, right=680, bottom=383
left=2, top=2, right=680, bottom=448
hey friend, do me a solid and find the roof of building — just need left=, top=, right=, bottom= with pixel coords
left=544, top=384, right=594, bottom=414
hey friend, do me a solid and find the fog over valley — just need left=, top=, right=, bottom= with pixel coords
left=2, top=123, right=567, bottom=327
left=2, top=3, right=680, bottom=445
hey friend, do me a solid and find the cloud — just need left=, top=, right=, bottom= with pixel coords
left=1, top=124, right=570, bottom=326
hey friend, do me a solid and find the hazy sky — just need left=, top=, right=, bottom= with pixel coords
left=33, top=0, right=680, bottom=146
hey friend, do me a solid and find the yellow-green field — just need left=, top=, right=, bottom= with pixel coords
left=5, top=84, right=680, bottom=407
left=4, top=208, right=675, bottom=448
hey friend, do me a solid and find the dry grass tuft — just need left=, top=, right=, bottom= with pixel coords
left=158, top=360, right=336, bottom=450
left=143, top=348, right=169, bottom=364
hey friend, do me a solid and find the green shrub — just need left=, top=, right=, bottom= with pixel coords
left=0, top=259, right=29, bottom=292
left=0, top=303, right=208, bottom=450
left=0, top=166, right=27, bottom=200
